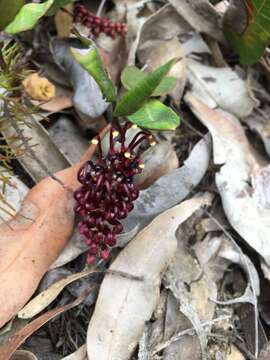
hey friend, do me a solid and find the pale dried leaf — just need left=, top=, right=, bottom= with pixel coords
left=11, top=350, right=38, bottom=360
left=61, top=345, right=87, bottom=360
left=135, top=140, right=179, bottom=189
left=188, top=59, right=257, bottom=118
left=128, top=4, right=190, bottom=65
left=18, top=268, right=94, bottom=319
left=168, top=0, right=223, bottom=42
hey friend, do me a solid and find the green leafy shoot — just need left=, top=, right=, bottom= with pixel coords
left=0, top=0, right=23, bottom=31
left=113, top=58, right=177, bottom=117
left=71, top=46, right=117, bottom=102
left=121, top=65, right=177, bottom=96
left=224, top=0, right=270, bottom=65
left=127, top=99, right=180, bottom=130
left=5, top=0, right=54, bottom=34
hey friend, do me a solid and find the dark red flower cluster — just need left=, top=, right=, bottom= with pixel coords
left=74, top=5, right=127, bottom=38
left=74, top=123, right=155, bottom=263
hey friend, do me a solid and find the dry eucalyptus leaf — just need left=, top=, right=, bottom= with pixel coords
left=168, top=0, right=224, bottom=42
left=11, top=350, right=38, bottom=360
left=188, top=59, right=257, bottom=118
left=61, top=345, right=87, bottom=360
left=22, top=73, right=55, bottom=102
left=185, top=93, right=270, bottom=275
left=48, top=117, right=89, bottom=164
left=0, top=127, right=108, bottom=328
left=162, top=291, right=201, bottom=360
left=50, top=231, right=88, bottom=269
left=0, top=291, right=90, bottom=360
left=3, top=114, right=70, bottom=183
left=18, top=268, right=94, bottom=319
left=36, top=85, right=73, bottom=113
left=243, top=110, right=270, bottom=158
left=51, top=39, right=109, bottom=119
left=0, top=170, right=28, bottom=222
left=227, top=345, right=246, bottom=360
left=135, top=140, right=179, bottom=189
left=128, top=4, right=190, bottom=65
left=165, top=207, right=216, bottom=359
left=87, top=194, right=212, bottom=360
left=123, top=135, right=211, bottom=232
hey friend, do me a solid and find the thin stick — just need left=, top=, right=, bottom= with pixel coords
left=151, top=315, right=231, bottom=355
left=96, top=0, right=107, bottom=17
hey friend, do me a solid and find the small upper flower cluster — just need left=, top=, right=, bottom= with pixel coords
left=74, top=123, right=155, bottom=263
left=74, top=5, right=128, bottom=38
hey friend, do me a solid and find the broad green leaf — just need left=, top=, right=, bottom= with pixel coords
left=114, top=58, right=177, bottom=117
left=121, top=65, right=177, bottom=96
left=46, top=0, right=74, bottom=16
left=71, top=47, right=116, bottom=103
left=224, top=0, right=270, bottom=65
left=0, top=0, right=23, bottom=31
left=5, top=0, right=54, bottom=34
left=127, top=100, right=180, bottom=130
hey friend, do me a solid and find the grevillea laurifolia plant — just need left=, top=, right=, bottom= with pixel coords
left=0, top=3, right=180, bottom=263
left=71, top=38, right=181, bottom=263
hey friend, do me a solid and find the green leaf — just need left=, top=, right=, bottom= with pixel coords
left=0, top=0, right=23, bottom=31
left=46, top=0, right=74, bottom=16
left=114, top=58, right=177, bottom=117
left=71, top=46, right=116, bottom=102
left=121, top=65, right=177, bottom=96
left=224, top=0, right=270, bottom=65
left=5, top=0, right=54, bottom=34
left=127, top=100, right=180, bottom=130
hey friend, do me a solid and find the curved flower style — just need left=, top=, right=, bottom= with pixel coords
left=74, top=123, right=155, bottom=263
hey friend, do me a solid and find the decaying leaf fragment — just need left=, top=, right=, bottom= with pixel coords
left=185, top=93, right=270, bottom=276
left=22, top=73, right=56, bottom=101
left=87, top=193, right=212, bottom=360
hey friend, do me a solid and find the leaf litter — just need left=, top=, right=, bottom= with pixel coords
left=2, top=0, right=270, bottom=359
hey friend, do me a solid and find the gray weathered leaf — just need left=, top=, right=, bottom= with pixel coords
left=2, top=114, right=70, bottom=183
left=123, top=134, right=211, bottom=232
left=51, top=39, right=109, bottom=119
left=48, top=116, right=89, bottom=164
left=188, top=59, right=257, bottom=118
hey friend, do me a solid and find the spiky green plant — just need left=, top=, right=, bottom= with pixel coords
left=0, top=40, right=37, bottom=215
